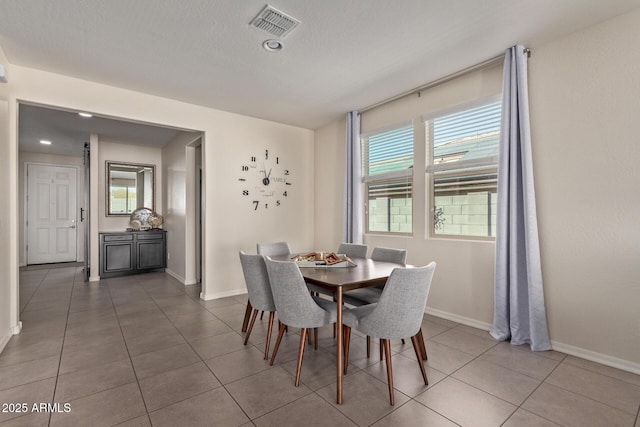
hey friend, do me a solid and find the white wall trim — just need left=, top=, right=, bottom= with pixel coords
left=426, top=307, right=640, bottom=375
left=165, top=268, right=185, bottom=284
left=551, top=340, right=640, bottom=376
left=200, top=288, right=246, bottom=301
left=11, top=321, right=22, bottom=335
left=89, top=275, right=100, bottom=282
left=425, top=307, right=493, bottom=331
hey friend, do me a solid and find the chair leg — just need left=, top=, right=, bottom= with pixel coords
left=343, top=326, right=351, bottom=375
left=379, top=340, right=383, bottom=360
left=314, top=328, right=319, bottom=350
left=244, top=309, right=258, bottom=345
left=241, top=301, right=252, bottom=332
left=366, top=336, right=371, bottom=358
left=264, top=311, right=275, bottom=360
left=333, top=323, right=336, bottom=338
left=417, top=328, right=427, bottom=360
left=269, top=323, right=287, bottom=366
left=382, top=339, right=394, bottom=405
left=260, top=311, right=264, bottom=320
left=307, top=329, right=312, bottom=345
left=401, top=338, right=405, bottom=345
left=295, top=328, right=308, bottom=387
left=411, top=335, right=429, bottom=385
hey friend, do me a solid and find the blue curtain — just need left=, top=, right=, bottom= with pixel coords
left=490, top=46, right=551, bottom=351
left=343, top=111, right=363, bottom=244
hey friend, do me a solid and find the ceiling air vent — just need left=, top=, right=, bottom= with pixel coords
left=250, top=5, right=300, bottom=38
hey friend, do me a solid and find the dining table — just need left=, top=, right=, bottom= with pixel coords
left=271, top=254, right=405, bottom=405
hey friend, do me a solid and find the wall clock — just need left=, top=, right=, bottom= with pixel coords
left=239, top=149, right=291, bottom=210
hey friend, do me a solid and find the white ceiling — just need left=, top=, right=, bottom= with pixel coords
left=2, top=0, right=640, bottom=154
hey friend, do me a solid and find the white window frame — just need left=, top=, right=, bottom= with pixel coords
left=424, top=95, right=501, bottom=240
left=361, top=121, right=414, bottom=235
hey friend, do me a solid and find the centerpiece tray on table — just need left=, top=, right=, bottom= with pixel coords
left=291, top=252, right=357, bottom=268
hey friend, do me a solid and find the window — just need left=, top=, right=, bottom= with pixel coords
left=426, top=100, right=501, bottom=238
left=362, top=124, right=413, bottom=233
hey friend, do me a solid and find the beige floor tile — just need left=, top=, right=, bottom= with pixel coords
left=165, top=309, right=217, bottom=326
left=563, top=355, right=640, bottom=387
left=479, top=342, right=561, bottom=380
left=546, top=362, right=640, bottom=414
left=429, top=328, right=497, bottom=356
left=253, top=393, right=356, bottom=427
left=149, top=387, right=249, bottom=427
left=502, top=408, right=562, bottom=427
left=372, top=400, right=458, bottom=427
left=280, top=347, right=342, bottom=391
left=452, top=359, right=542, bottom=405
left=131, top=343, right=200, bottom=379
left=113, top=415, right=152, bottom=426
left=54, top=359, right=136, bottom=402
left=175, top=318, right=233, bottom=341
left=316, top=371, right=411, bottom=425
left=409, top=339, right=475, bottom=375
left=0, top=412, right=51, bottom=426
left=364, top=353, right=447, bottom=398
left=0, top=378, right=56, bottom=423
left=139, top=362, right=221, bottom=411
left=190, top=331, right=247, bottom=359
left=0, top=355, right=59, bottom=391
left=50, top=382, right=146, bottom=427
left=124, top=329, right=187, bottom=357
left=205, top=346, right=274, bottom=384
left=522, top=383, right=634, bottom=427
left=59, top=340, right=129, bottom=375
left=415, top=377, right=516, bottom=427
left=226, top=367, right=312, bottom=419
left=0, top=337, right=62, bottom=368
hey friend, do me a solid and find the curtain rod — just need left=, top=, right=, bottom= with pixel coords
left=360, top=53, right=506, bottom=114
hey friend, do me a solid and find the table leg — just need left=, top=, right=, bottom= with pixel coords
left=336, top=287, right=343, bottom=405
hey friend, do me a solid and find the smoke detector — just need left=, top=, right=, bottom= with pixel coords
left=250, top=5, right=300, bottom=38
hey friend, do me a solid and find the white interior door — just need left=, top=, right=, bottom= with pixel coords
left=27, top=164, right=78, bottom=264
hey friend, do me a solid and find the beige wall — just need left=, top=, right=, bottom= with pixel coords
left=528, top=8, right=640, bottom=368
left=18, top=152, right=85, bottom=266
left=314, top=10, right=640, bottom=371
left=161, top=131, right=201, bottom=283
left=0, top=45, right=12, bottom=350
left=6, top=65, right=315, bottom=315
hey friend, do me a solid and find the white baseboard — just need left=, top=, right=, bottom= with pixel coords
left=11, top=321, right=22, bottom=335
left=165, top=268, right=185, bottom=284
left=425, top=307, right=640, bottom=375
left=89, top=275, right=100, bottom=282
left=200, top=288, right=247, bottom=301
left=425, top=307, right=493, bottom=331
left=551, top=340, right=640, bottom=376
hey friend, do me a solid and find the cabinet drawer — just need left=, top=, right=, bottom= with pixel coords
left=137, top=232, right=165, bottom=240
left=103, top=234, right=134, bottom=242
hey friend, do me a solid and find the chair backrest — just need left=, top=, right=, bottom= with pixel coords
left=371, top=247, right=407, bottom=264
left=357, top=262, right=436, bottom=339
left=257, top=241, right=291, bottom=256
left=239, top=251, right=275, bottom=312
left=337, top=243, right=368, bottom=259
left=264, top=258, right=332, bottom=328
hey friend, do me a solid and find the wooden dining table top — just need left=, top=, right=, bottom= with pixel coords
left=269, top=255, right=405, bottom=292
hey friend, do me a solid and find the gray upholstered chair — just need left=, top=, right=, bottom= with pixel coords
left=342, top=262, right=436, bottom=405
left=343, top=246, right=408, bottom=309
left=264, top=258, right=337, bottom=387
left=241, top=241, right=292, bottom=333
left=239, top=251, right=276, bottom=359
left=337, top=242, right=369, bottom=259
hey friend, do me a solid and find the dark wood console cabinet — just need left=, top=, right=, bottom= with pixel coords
left=99, top=230, right=167, bottom=278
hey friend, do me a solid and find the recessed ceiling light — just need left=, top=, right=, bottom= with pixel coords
left=78, top=112, right=92, bottom=118
left=263, top=39, right=283, bottom=51
left=40, top=140, right=52, bottom=145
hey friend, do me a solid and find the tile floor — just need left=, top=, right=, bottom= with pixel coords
left=1, top=265, right=639, bottom=426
